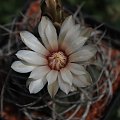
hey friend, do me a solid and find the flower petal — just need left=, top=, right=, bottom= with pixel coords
left=61, top=24, right=80, bottom=49
left=72, top=73, right=92, bottom=87
left=20, top=31, right=49, bottom=55
left=58, top=15, right=75, bottom=43
left=11, top=61, right=35, bottom=73
left=38, top=16, right=51, bottom=49
left=58, top=73, right=71, bottom=94
left=29, top=77, right=47, bottom=94
left=29, top=66, right=50, bottom=79
left=60, top=68, right=73, bottom=85
left=69, top=45, right=97, bottom=62
left=45, top=18, right=58, bottom=50
left=16, top=50, right=47, bottom=65
left=46, top=70, right=58, bottom=85
left=26, top=78, right=34, bottom=88
left=68, top=63, right=87, bottom=75
left=65, top=36, right=87, bottom=55
left=80, top=27, right=93, bottom=37
left=47, top=80, right=59, bottom=97
left=72, top=76, right=85, bottom=87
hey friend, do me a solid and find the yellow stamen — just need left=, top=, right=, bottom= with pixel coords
left=48, top=51, right=67, bottom=70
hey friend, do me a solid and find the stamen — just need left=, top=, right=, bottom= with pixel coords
left=48, top=51, right=67, bottom=70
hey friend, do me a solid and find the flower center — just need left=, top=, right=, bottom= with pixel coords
left=48, top=51, right=67, bottom=70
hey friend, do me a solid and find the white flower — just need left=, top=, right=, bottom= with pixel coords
left=11, top=15, right=97, bottom=97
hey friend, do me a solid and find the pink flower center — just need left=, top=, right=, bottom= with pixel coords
left=48, top=51, right=67, bottom=70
